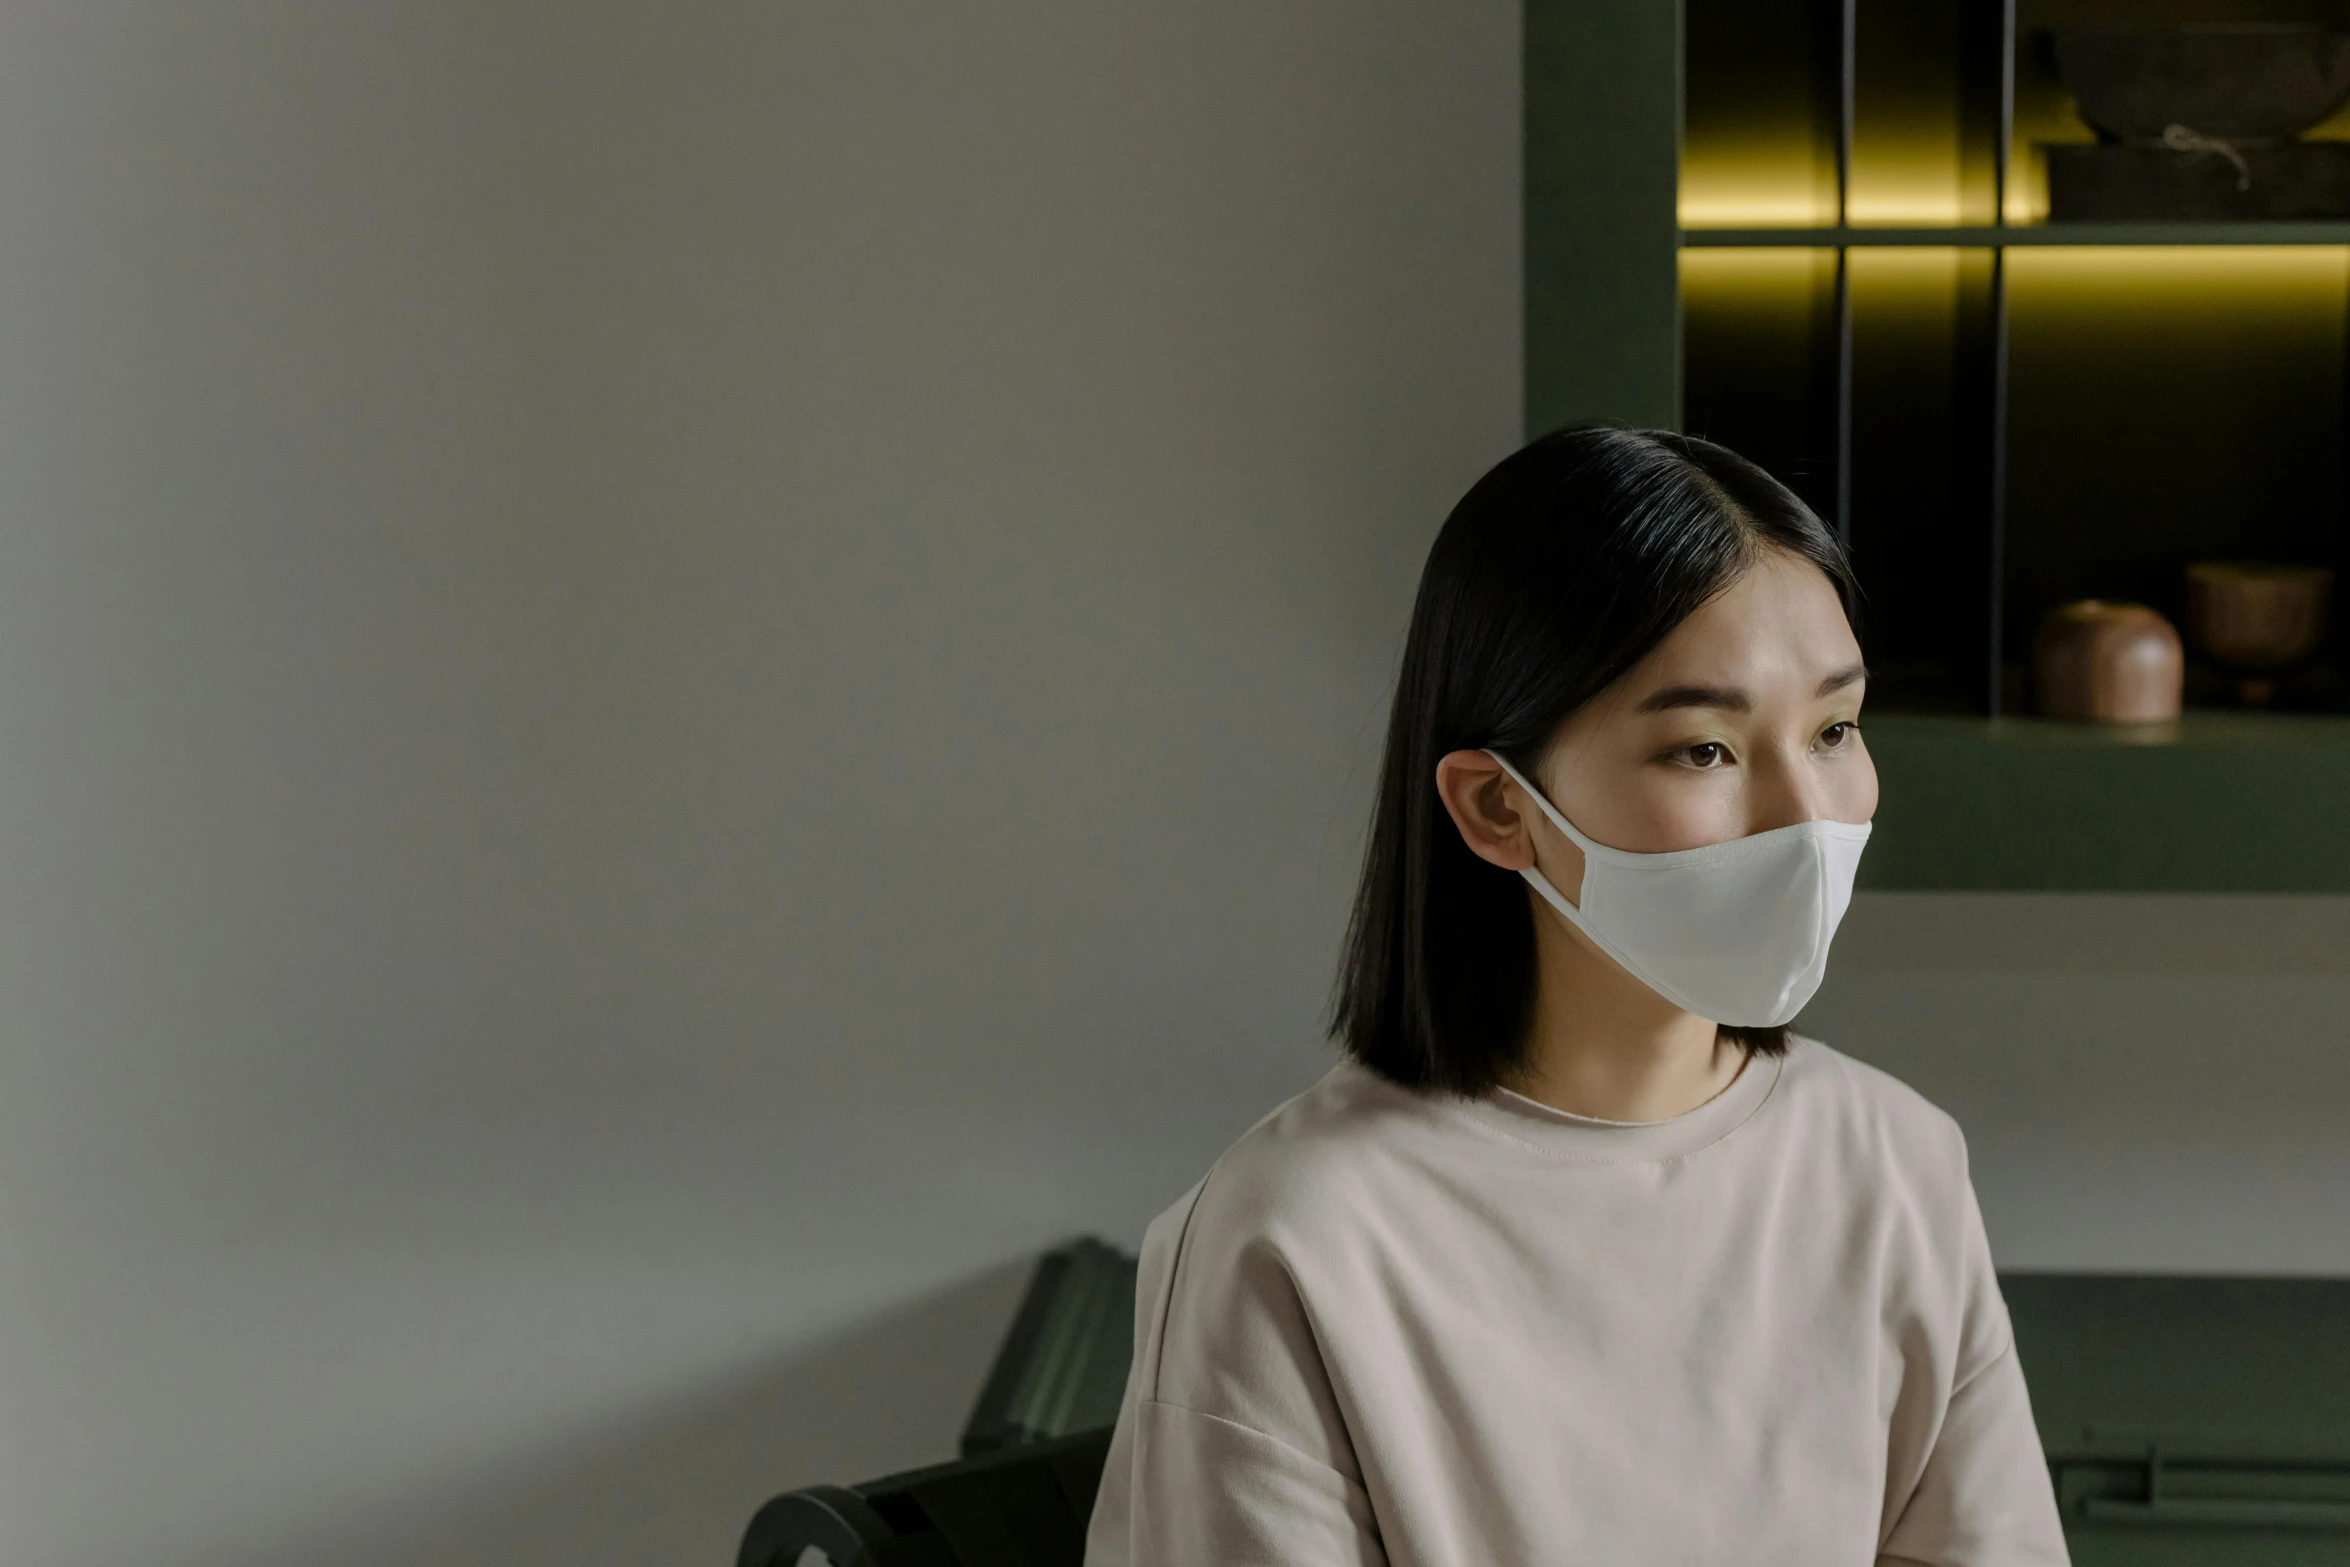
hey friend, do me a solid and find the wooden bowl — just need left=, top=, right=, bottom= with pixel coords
left=2052, top=25, right=2350, bottom=144
left=2185, top=562, right=2332, bottom=704
left=2033, top=601, right=2183, bottom=723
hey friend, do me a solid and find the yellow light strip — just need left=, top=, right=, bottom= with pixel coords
left=1681, top=153, right=1834, bottom=228
left=2006, top=245, right=2350, bottom=300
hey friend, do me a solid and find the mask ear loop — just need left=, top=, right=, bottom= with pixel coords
left=1481, top=749, right=1597, bottom=917
left=1482, top=750, right=1600, bottom=857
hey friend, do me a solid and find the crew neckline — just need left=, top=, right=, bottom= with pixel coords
left=1450, top=1037, right=1794, bottom=1162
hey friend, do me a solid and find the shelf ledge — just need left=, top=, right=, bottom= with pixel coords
left=1681, top=222, right=2350, bottom=249
left=1858, top=712, right=2350, bottom=892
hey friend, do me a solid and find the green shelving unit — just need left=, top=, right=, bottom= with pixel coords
left=1524, top=0, right=1681, bottom=434
left=1522, top=0, right=2350, bottom=890
left=1860, top=711, right=2350, bottom=892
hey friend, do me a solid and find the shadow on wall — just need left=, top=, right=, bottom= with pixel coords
left=247, top=1259, right=1032, bottom=1567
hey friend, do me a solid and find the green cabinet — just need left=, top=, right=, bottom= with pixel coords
left=1524, top=0, right=1682, bottom=435
left=1524, top=0, right=2350, bottom=890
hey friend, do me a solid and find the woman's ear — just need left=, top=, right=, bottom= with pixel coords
left=1434, top=750, right=1538, bottom=871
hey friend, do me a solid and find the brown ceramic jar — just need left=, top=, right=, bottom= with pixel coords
left=2033, top=600, right=2184, bottom=723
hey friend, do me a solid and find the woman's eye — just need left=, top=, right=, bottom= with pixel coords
left=1682, top=742, right=1729, bottom=769
left=1819, top=721, right=1855, bottom=749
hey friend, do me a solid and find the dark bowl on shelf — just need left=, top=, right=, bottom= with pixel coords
left=2051, top=25, right=2350, bottom=142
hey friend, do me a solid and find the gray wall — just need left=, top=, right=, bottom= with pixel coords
left=0, top=5, right=1518, bottom=1565
left=1803, top=893, right=2350, bottom=1277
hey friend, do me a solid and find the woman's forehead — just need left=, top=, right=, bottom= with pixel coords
left=1634, top=559, right=1860, bottom=687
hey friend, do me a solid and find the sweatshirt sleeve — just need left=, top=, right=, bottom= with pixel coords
left=1087, top=1400, right=1387, bottom=1567
left=1876, top=1341, right=2069, bottom=1566
left=1083, top=1180, right=1387, bottom=1567
left=1877, top=1164, right=2070, bottom=1567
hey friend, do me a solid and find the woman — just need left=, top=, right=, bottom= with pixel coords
left=1083, top=426, right=2068, bottom=1565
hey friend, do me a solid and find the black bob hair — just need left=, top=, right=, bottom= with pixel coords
left=1331, top=423, right=1861, bottom=1097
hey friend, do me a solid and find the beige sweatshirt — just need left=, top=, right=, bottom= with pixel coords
left=1083, top=1037, right=2069, bottom=1566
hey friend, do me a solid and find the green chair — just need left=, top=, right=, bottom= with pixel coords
left=960, top=1237, right=1136, bottom=1456
left=737, top=1238, right=1138, bottom=1567
left=735, top=1427, right=1111, bottom=1567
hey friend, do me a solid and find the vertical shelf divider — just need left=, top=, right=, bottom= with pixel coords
left=1954, top=0, right=2016, bottom=714
left=1984, top=251, right=2010, bottom=715
left=1989, top=0, right=2013, bottom=716
left=1989, top=0, right=2013, bottom=717
left=1832, top=0, right=1856, bottom=546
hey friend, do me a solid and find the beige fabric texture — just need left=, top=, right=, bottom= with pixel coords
left=1084, top=1037, right=2069, bottom=1566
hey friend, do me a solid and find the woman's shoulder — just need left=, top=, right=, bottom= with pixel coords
left=1121, top=1058, right=1428, bottom=1453
left=1126, top=1058, right=1448, bottom=1321
left=1777, top=1033, right=1975, bottom=1193
left=1783, top=1032, right=1961, bottom=1126
left=1163, top=1055, right=1435, bottom=1240
left=1113, top=1066, right=1410, bottom=1475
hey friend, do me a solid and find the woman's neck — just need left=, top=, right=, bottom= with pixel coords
left=1503, top=895, right=1746, bottom=1123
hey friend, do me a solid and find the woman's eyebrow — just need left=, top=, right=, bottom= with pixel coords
left=1816, top=662, right=1869, bottom=697
left=1637, top=684, right=1749, bottom=714
left=1636, top=663, right=1869, bottom=714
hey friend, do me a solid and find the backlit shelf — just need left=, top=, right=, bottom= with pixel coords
left=1681, top=223, right=2350, bottom=248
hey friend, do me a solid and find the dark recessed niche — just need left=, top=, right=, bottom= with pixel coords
left=1683, top=0, right=2350, bottom=716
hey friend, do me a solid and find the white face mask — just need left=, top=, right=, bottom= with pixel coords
left=1484, top=751, right=1871, bottom=1028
